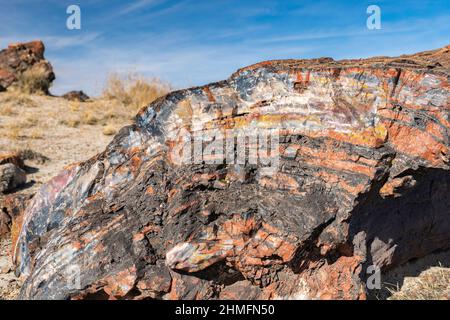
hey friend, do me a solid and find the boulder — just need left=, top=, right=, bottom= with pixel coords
left=0, top=194, right=33, bottom=240
left=0, top=164, right=26, bottom=194
left=0, top=41, right=55, bottom=92
left=0, top=151, right=25, bottom=169
left=62, top=90, right=90, bottom=102
left=13, top=45, right=450, bottom=300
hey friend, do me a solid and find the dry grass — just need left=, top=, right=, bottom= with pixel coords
left=14, top=65, right=52, bottom=94
left=0, top=92, right=38, bottom=109
left=69, top=101, right=80, bottom=112
left=29, top=128, right=43, bottom=139
left=387, top=266, right=449, bottom=300
left=58, top=98, right=141, bottom=130
left=4, top=124, right=21, bottom=140
left=80, top=110, right=99, bottom=125
left=102, top=124, right=117, bottom=136
left=0, top=73, right=170, bottom=170
left=59, top=118, right=80, bottom=128
left=0, top=105, right=15, bottom=116
left=102, top=72, right=170, bottom=111
left=1, top=73, right=171, bottom=142
left=23, top=113, right=39, bottom=127
left=0, top=93, right=42, bottom=141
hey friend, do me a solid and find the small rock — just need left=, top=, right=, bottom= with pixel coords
left=62, top=90, right=90, bottom=102
left=0, top=256, right=11, bottom=273
left=1, top=266, right=11, bottom=274
left=0, top=164, right=26, bottom=193
left=0, top=193, right=33, bottom=239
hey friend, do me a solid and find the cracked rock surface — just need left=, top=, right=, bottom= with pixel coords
left=13, top=46, right=450, bottom=300
left=0, top=41, right=54, bottom=92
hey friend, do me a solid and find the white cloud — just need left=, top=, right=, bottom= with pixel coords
left=0, top=33, right=100, bottom=50
left=116, top=0, right=167, bottom=16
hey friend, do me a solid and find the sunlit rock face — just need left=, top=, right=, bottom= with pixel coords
left=0, top=41, right=54, bottom=92
left=14, top=46, right=450, bottom=300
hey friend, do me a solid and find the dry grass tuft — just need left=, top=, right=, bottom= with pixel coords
left=14, top=65, right=52, bottom=94
left=23, top=114, right=39, bottom=127
left=0, top=105, right=15, bottom=116
left=387, top=266, right=449, bottom=300
left=102, top=72, right=170, bottom=111
left=29, top=128, right=43, bottom=139
left=80, top=111, right=98, bottom=125
left=59, top=99, right=130, bottom=129
left=102, top=124, right=117, bottom=136
left=69, top=101, right=81, bottom=112
left=5, top=124, right=21, bottom=140
left=0, top=92, right=38, bottom=109
left=59, top=118, right=80, bottom=128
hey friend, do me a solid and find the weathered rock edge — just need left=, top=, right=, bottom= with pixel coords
left=0, top=41, right=55, bottom=92
left=14, top=46, right=450, bottom=299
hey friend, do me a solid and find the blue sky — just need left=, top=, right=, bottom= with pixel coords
left=1, top=0, right=449, bottom=96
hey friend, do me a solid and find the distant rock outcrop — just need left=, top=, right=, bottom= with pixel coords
left=13, top=45, right=450, bottom=300
left=62, top=90, right=90, bottom=102
left=0, top=41, right=55, bottom=92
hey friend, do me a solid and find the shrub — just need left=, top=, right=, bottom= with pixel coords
left=102, top=124, right=117, bottom=136
left=0, top=92, right=38, bottom=108
left=80, top=111, right=98, bottom=125
left=15, top=65, right=52, bottom=94
left=102, top=72, right=170, bottom=111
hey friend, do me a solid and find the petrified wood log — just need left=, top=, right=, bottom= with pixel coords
left=14, top=46, right=450, bottom=300
left=0, top=41, right=54, bottom=92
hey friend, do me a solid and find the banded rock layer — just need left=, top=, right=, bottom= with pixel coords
left=14, top=46, right=450, bottom=299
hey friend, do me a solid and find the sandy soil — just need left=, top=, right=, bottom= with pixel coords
left=0, top=238, right=21, bottom=299
left=0, top=93, right=131, bottom=192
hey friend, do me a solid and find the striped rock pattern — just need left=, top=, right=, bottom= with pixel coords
left=14, top=46, right=450, bottom=299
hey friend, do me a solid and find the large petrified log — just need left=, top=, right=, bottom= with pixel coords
left=14, top=46, right=450, bottom=300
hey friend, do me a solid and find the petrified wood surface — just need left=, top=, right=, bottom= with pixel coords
left=14, top=46, right=450, bottom=299
left=0, top=41, right=54, bottom=92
